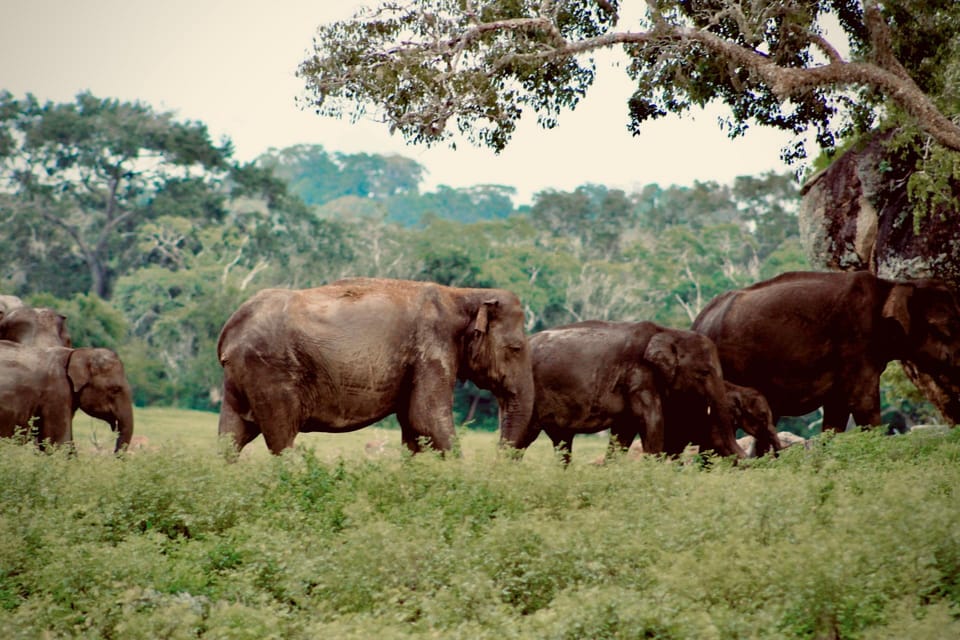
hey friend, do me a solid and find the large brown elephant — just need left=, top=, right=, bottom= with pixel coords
left=217, top=278, right=535, bottom=455
left=0, top=305, right=72, bottom=347
left=0, top=342, right=134, bottom=452
left=500, top=320, right=744, bottom=462
left=692, top=271, right=960, bottom=432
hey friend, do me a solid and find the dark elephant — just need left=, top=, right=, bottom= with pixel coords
left=692, top=271, right=960, bottom=432
left=500, top=320, right=744, bottom=463
left=725, top=381, right=780, bottom=457
left=0, top=304, right=72, bottom=347
left=217, top=278, right=534, bottom=455
left=0, top=342, right=134, bottom=452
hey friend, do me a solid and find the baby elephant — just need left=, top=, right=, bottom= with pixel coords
left=501, top=320, right=744, bottom=463
left=0, top=342, right=134, bottom=453
left=725, top=381, right=781, bottom=457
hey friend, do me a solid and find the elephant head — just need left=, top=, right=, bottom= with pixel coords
left=725, top=381, right=780, bottom=457
left=0, top=294, right=24, bottom=318
left=0, top=306, right=72, bottom=347
left=883, top=280, right=960, bottom=374
left=67, top=348, right=134, bottom=453
left=644, top=330, right=743, bottom=457
left=459, top=292, right=535, bottom=449
left=882, top=280, right=960, bottom=423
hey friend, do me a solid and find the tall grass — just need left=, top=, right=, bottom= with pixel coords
left=2, top=411, right=959, bottom=639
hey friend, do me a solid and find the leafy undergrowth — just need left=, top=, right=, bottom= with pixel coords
left=1, top=428, right=959, bottom=639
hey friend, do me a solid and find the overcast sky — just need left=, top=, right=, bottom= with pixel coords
left=2, top=0, right=801, bottom=204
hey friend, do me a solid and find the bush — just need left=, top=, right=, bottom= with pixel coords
left=1, top=428, right=959, bottom=638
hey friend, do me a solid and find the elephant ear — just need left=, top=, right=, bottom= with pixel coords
left=882, top=284, right=913, bottom=336
left=645, top=332, right=678, bottom=385
left=0, top=309, right=33, bottom=343
left=473, top=299, right=499, bottom=335
left=66, top=349, right=93, bottom=393
left=727, top=389, right=744, bottom=424
left=53, top=311, right=72, bottom=348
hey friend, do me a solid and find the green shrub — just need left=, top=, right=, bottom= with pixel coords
left=1, top=425, right=959, bottom=638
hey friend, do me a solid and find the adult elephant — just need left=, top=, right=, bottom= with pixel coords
left=501, top=320, right=744, bottom=463
left=0, top=305, right=72, bottom=347
left=0, top=343, right=134, bottom=452
left=217, top=278, right=534, bottom=455
left=0, top=294, right=23, bottom=317
left=692, top=271, right=960, bottom=432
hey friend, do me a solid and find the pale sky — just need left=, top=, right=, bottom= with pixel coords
left=1, top=0, right=799, bottom=204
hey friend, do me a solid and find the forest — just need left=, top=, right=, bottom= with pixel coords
left=0, top=92, right=930, bottom=434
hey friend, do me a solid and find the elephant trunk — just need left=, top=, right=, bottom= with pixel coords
left=706, top=394, right=744, bottom=459
left=113, top=402, right=135, bottom=453
left=496, top=382, right=535, bottom=452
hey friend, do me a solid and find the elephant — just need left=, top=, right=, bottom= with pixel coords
left=692, top=270, right=960, bottom=432
left=724, top=381, right=780, bottom=457
left=499, top=320, right=744, bottom=463
left=0, top=342, right=134, bottom=452
left=0, top=304, right=72, bottom=347
left=0, top=294, right=24, bottom=317
left=217, top=277, right=535, bottom=455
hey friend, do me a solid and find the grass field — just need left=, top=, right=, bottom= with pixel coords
left=4, top=409, right=960, bottom=639
left=71, top=406, right=607, bottom=463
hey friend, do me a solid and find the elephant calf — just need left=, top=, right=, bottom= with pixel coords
left=501, top=320, right=744, bottom=463
left=0, top=342, right=134, bottom=452
left=725, top=381, right=781, bottom=457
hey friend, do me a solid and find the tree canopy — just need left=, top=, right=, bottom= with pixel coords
left=298, top=0, right=960, bottom=162
left=1, top=92, right=930, bottom=426
left=0, top=92, right=232, bottom=298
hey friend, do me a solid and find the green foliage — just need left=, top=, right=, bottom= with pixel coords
left=1, top=92, right=808, bottom=414
left=0, top=91, right=232, bottom=299
left=1, top=425, right=960, bottom=638
left=26, top=292, right=128, bottom=349
left=299, top=1, right=960, bottom=167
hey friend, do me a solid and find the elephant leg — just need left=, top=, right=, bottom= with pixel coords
left=218, top=391, right=262, bottom=455
left=630, top=387, right=664, bottom=454
left=396, top=410, right=428, bottom=454
left=849, top=383, right=882, bottom=429
left=402, top=368, right=457, bottom=453
left=608, top=423, right=637, bottom=460
left=547, top=429, right=574, bottom=465
left=821, top=397, right=852, bottom=433
left=248, top=394, right=299, bottom=455
left=756, top=426, right=782, bottom=457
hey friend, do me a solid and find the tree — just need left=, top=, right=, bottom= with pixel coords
left=299, top=1, right=960, bottom=161
left=257, top=144, right=426, bottom=205
left=732, top=172, right=801, bottom=260
left=0, top=92, right=232, bottom=298
left=530, top=184, right=635, bottom=259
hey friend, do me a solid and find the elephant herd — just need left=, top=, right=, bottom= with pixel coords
left=0, top=295, right=134, bottom=453
left=215, top=270, right=960, bottom=461
left=3, top=270, right=960, bottom=462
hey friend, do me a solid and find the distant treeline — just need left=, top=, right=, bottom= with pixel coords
left=0, top=94, right=929, bottom=429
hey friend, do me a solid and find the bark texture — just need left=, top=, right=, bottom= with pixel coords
left=799, top=130, right=960, bottom=424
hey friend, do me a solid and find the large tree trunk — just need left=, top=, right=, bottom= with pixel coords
left=799, top=129, right=960, bottom=424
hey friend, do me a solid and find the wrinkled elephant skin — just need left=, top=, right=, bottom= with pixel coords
left=0, top=343, right=134, bottom=452
left=693, top=271, right=960, bottom=432
left=0, top=305, right=72, bottom=347
left=217, top=278, right=534, bottom=455
left=507, top=320, right=743, bottom=463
